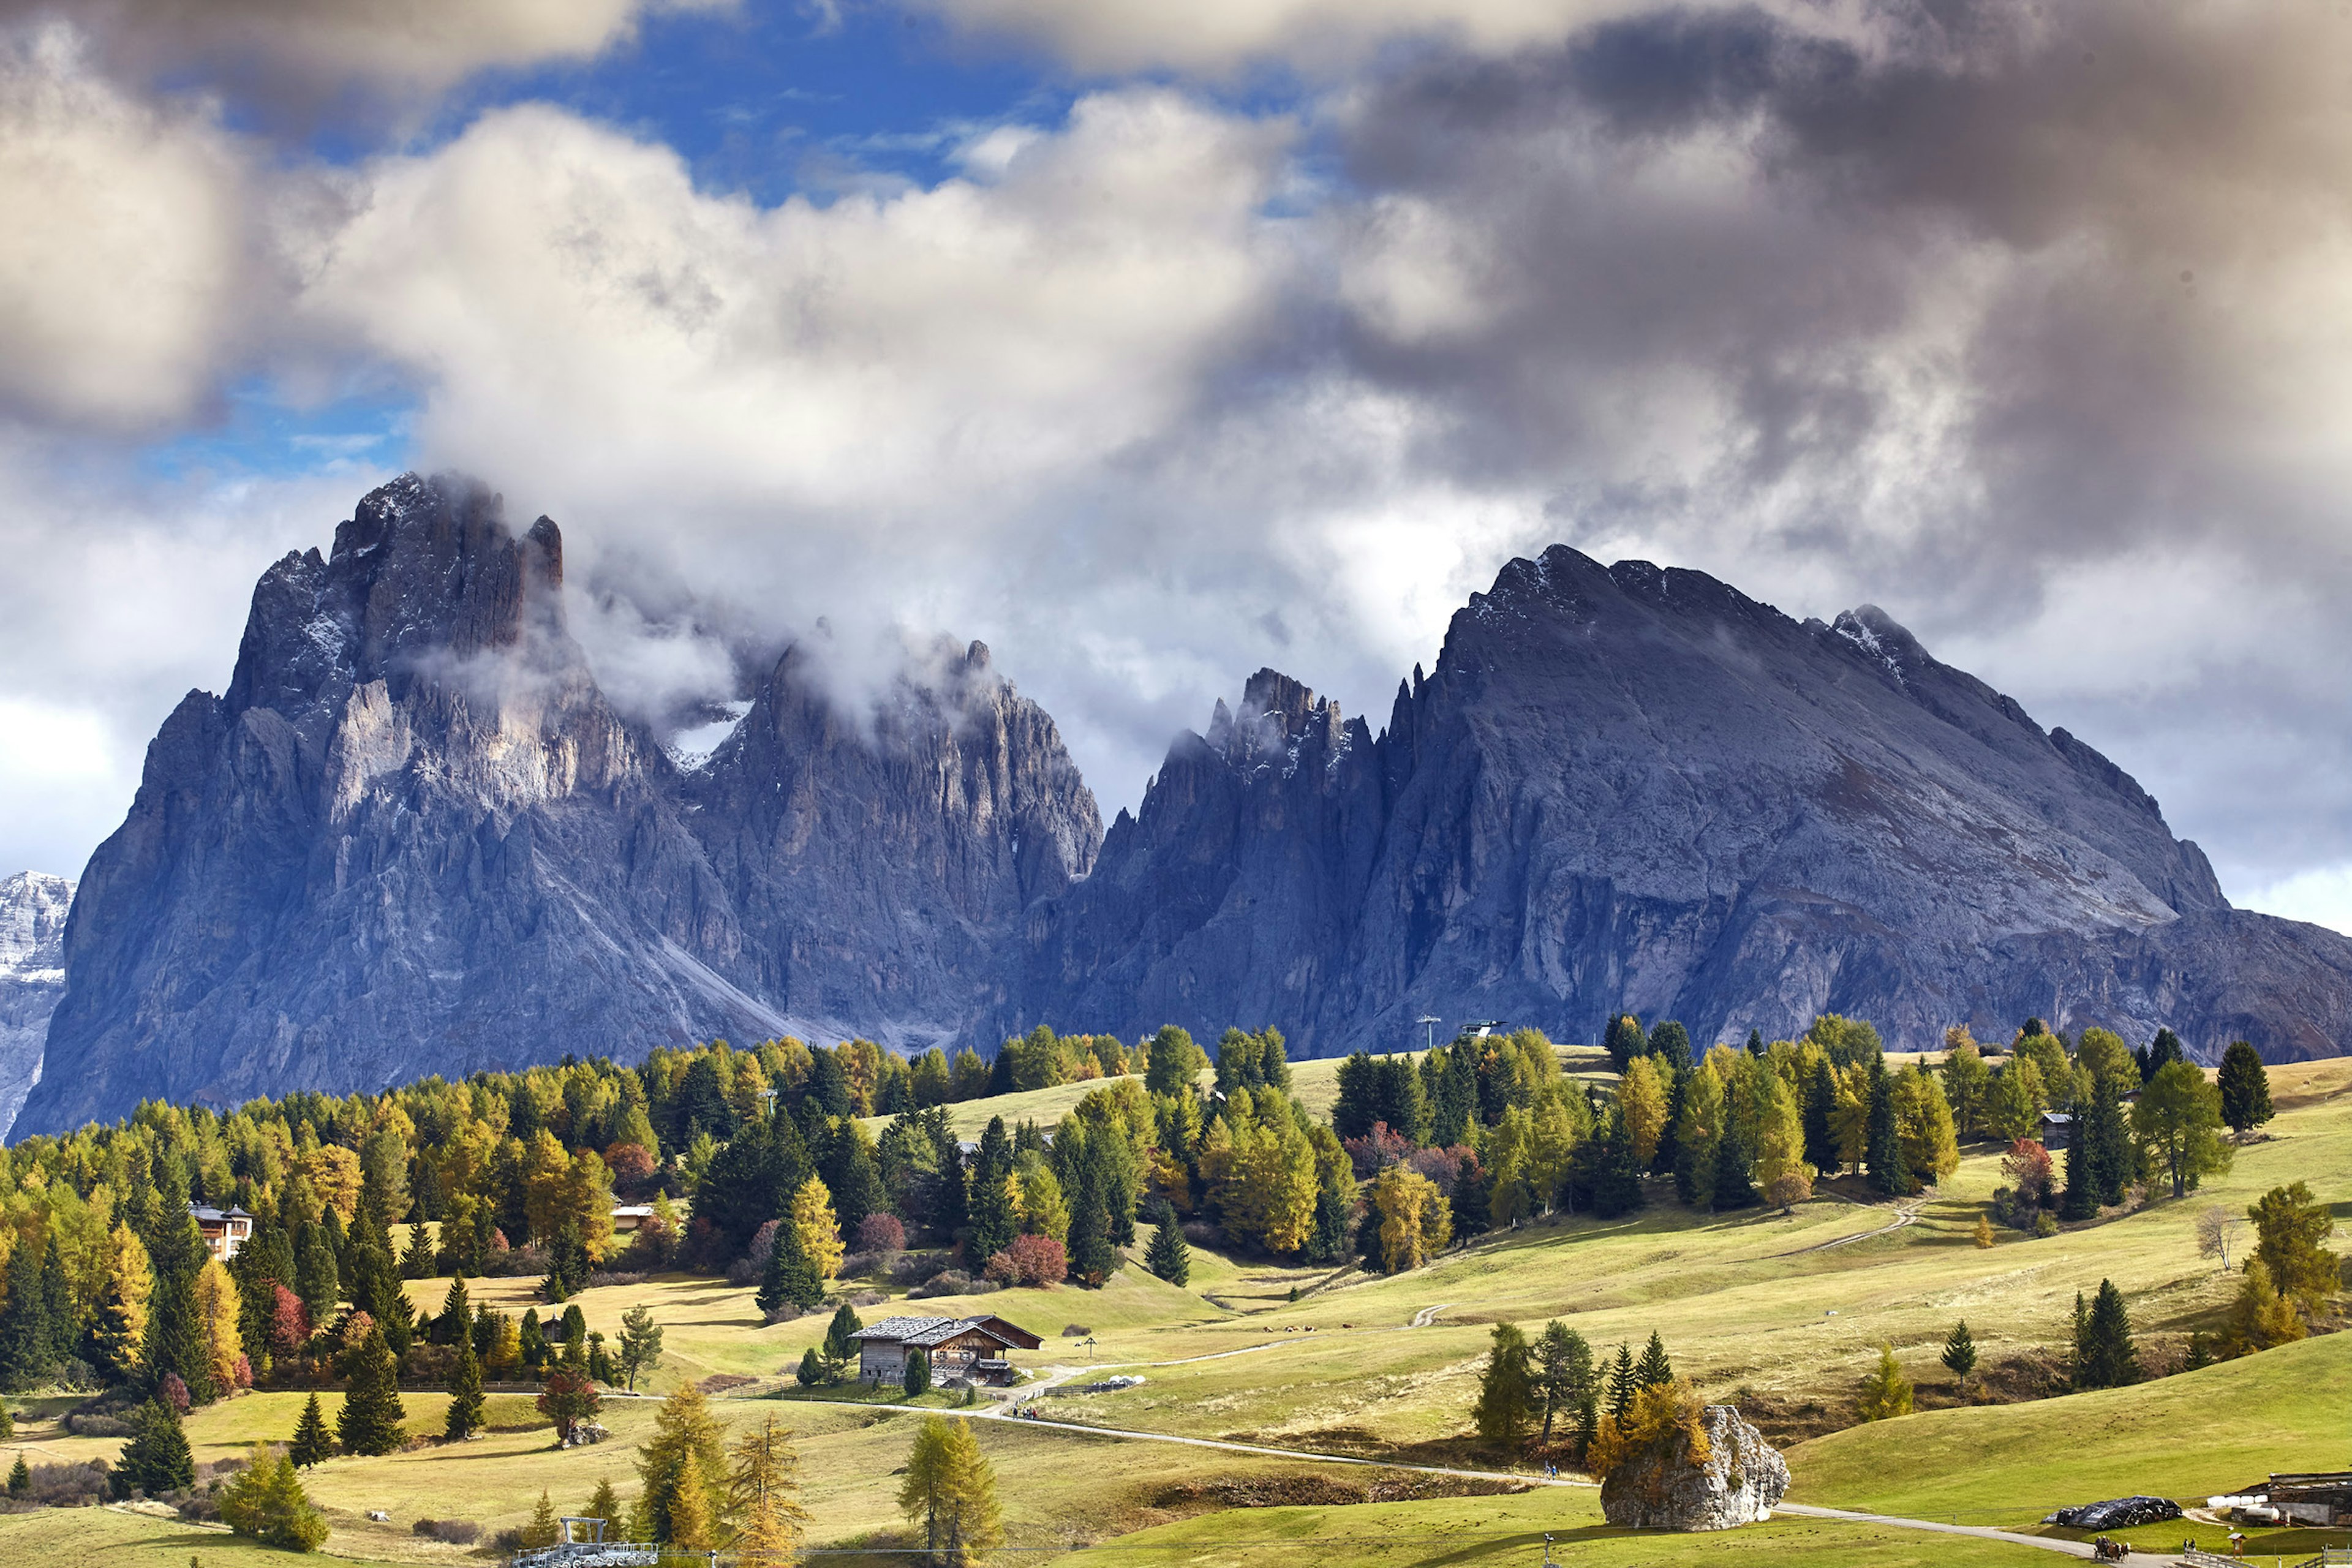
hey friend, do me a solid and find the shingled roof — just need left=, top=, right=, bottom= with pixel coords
left=847, top=1314, right=1043, bottom=1351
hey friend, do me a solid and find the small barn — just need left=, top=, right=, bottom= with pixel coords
left=2265, top=1472, right=2352, bottom=1526
left=2038, top=1111, right=2073, bottom=1151
left=848, top=1315, right=1044, bottom=1387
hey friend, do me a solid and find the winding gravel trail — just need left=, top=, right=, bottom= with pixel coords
left=1771, top=1198, right=1927, bottom=1257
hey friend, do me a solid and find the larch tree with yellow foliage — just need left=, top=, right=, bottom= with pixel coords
left=1371, top=1163, right=1452, bottom=1273
left=789, top=1177, right=844, bottom=1281
left=193, top=1260, right=243, bottom=1393
left=897, top=1416, right=1002, bottom=1568
left=1618, top=1057, right=1668, bottom=1170
left=89, top=1220, right=153, bottom=1383
left=725, top=1414, right=811, bottom=1559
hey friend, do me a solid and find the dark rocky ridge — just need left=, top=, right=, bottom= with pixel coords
left=23, top=484, right=2352, bottom=1134
left=21, top=475, right=1096, bottom=1136
left=1015, top=546, right=2352, bottom=1063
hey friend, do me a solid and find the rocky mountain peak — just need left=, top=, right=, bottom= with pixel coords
left=0, top=872, right=74, bottom=1139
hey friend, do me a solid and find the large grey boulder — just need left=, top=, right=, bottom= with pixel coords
left=1600, top=1404, right=1789, bottom=1531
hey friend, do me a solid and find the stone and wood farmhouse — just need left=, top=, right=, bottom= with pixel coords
left=848, top=1315, right=1044, bottom=1387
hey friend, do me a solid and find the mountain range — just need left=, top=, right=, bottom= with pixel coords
left=11, top=473, right=2350, bottom=1136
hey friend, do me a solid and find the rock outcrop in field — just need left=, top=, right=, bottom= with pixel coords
left=1599, top=1404, right=1789, bottom=1531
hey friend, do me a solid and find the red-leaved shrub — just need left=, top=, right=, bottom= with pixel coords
left=856, top=1213, right=906, bottom=1254
left=984, top=1233, right=1067, bottom=1287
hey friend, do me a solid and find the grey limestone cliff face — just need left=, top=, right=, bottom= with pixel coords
left=0, top=872, right=72, bottom=1139
left=23, top=475, right=1096, bottom=1136
left=1018, top=545, right=2352, bottom=1061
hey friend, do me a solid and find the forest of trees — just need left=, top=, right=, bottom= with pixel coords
left=0, top=1006, right=2293, bottom=1454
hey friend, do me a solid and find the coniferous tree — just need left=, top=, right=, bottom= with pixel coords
left=1711, top=1110, right=1757, bottom=1211
left=1575, top=1108, right=1645, bottom=1219
left=289, top=1392, right=334, bottom=1467
left=1864, top=1059, right=1909, bottom=1197
left=142, top=1165, right=215, bottom=1404
left=638, top=1384, right=727, bottom=1544
left=37, top=1237, right=73, bottom=1373
left=1605, top=1344, right=1636, bottom=1427
left=1647, top=1022, right=1693, bottom=1076
left=0, top=1232, right=55, bottom=1387
left=617, top=1303, right=664, bottom=1391
left=758, top=1215, right=824, bottom=1317
left=6, top=1455, right=25, bottom=1496
left=1068, top=1180, right=1117, bottom=1288
left=903, top=1348, right=931, bottom=1399
left=2076, top=1278, right=2139, bottom=1389
left=1602, top=1015, right=1646, bottom=1073
left=2217, top=1042, right=2274, bottom=1139
left=1802, top=1058, right=1839, bottom=1174
left=1940, top=1320, right=1977, bottom=1387
left=110, top=1398, right=195, bottom=1496
left=1634, top=1331, right=1673, bottom=1391
left=294, top=1221, right=340, bottom=1324
left=446, top=1330, right=486, bottom=1440
left=520, top=1308, right=550, bottom=1371
left=1144, top=1202, right=1191, bottom=1286
left=1472, top=1322, right=1536, bottom=1453
left=585, top=1476, right=627, bottom=1539
left=796, top=1348, right=824, bottom=1387
left=2061, top=1128, right=2098, bottom=1221
left=2086, top=1076, right=2132, bottom=1207
left=821, top=1303, right=862, bottom=1384
left=967, top=1118, right=1019, bottom=1261
left=1856, top=1343, right=1913, bottom=1421
left=434, top=1275, right=472, bottom=1347
left=1534, top=1320, right=1596, bottom=1452
left=336, top=1329, right=407, bottom=1457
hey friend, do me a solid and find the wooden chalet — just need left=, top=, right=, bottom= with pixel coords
left=847, top=1314, right=1044, bottom=1387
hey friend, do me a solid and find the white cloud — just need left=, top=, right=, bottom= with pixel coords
left=0, top=28, right=253, bottom=426
left=2240, top=864, right=2352, bottom=942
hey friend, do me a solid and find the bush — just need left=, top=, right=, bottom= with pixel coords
left=856, top=1213, right=907, bottom=1253
left=481, top=1245, right=551, bottom=1278
left=491, top=1527, right=525, bottom=1552
left=889, top=1250, right=956, bottom=1287
left=985, top=1234, right=1068, bottom=1288
left=837, top=1251, right=889, bottom=1281
left=583, top=1271, right=647, bottom=1290
left=2033, top=1212, right=2060, bottom=1238
left=414, top=1518, right=481, bottom=1544
left=910, top=1270, right=978, bottom=1300
left=1061, top=1324, right=1093, bottom=1338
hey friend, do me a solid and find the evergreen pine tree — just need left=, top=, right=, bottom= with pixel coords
left=1472, top=1322, right=1536, bottom=1453
left=1802, top=1058, right=1839, bottom=1174
left=294, top=1223, right=339, bottom=1324
left=967, top=1118, right=1019, bottom=1261
left=2086, top=1076, right=2132, bottom=1207
left=0, top=1232, right=55, bottom=1387
left=399, top=1222, right=435, bottom=1280
left=110, top=1398, right=195, bottom=1496
left=141, top=1165, right=215, bottom=1405
left=1940, top=1320, right=1977, bottom=1387
left=2069, top=1290, right=2090, bottom=1384
left=821, top=1303, right=862, bottom=1383
left=445, top=1330, right=486, bottom=1440
left=1605, top=1344, right=1636, bottom=1427
left=435, top=1275, right=471, bottom=1347
left=520, top=1308, right=549, bottom=1370
left=2217, top=1041, right=2274, bottom=1138
left=37, top=1237, right=73, bottom=1372
left=1711, top=1112, right=1757, bottom=1211
left=1144, top=1203, right=1191, bottom=1286
left=289, top=1391, right=334, bottom=1467
left=5, top=1455, right=26, bottom=1496
left=1865, top=1059, right=1909, bottom=1197
left=796, top=1348, right=824, bottom=1387
left=1634, top=1330, right=1673, bottom=1390
left=1068, top=1188, right=1116, bottom=1287
left=1603, top=1015, right=1646, bottom=1072
left=2061, top=1131, right=2098, bottom=1221
left=2077, top=1278, right=2139, bottom=1390
left=758, top=1216, right=823, bottom=1317
left=335, top=1330, right=407, bottom=1457
left=903, top=1348, right=931, bottom=1399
